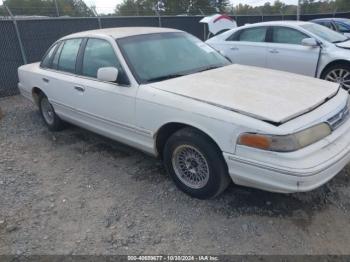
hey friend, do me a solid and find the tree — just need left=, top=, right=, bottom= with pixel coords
left=211, top=0, right=230, bottom=12
left=115, top=0, right=218, bottom=16
left=261, top=2, right=272, bottom=14
left=271, top=0, right=286, bottom=14
left=68, top=0, right=94, bottom=17
left=0, top=5, right=7, bottom=16
left=231, top=0, right=350, bottom=15
left=335, top=0, right=350, bottom=12
left=233, top=4, right=255, bottom=15
left=115, top=0, right=138, bottom=16
left=115, top=0, right=156, bottom=16
left=163, top=0, right=187, bottom=15
left=188, top=0, right=215, bottom=15
left=2, top=0, right=94, bottom=17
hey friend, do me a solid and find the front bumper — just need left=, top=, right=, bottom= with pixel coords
left=221, top=89, right=350, bottom=193
left=224, top=118, right=350, bottom=193
left=224, top=149, right=350, bottom=193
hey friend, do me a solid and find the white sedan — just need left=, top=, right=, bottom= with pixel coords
left=206, top=21, right=350, bottom=89
left=18, top=27, right=350, bottom=199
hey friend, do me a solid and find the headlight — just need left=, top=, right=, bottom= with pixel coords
left=237, top=123, right=331, bottom=152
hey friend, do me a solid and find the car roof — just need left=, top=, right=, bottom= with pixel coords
left=61, top=27, right=182, bottom=40
left=240, top=20, right=311, bottom=28
left=312, top=18, right=350, bottom=22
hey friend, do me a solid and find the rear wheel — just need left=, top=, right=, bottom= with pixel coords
left=322, top=63, right=350, bottom=90
left=38, top=93, right=65, bottom=131
left=163, top=127, right=230, bottom=199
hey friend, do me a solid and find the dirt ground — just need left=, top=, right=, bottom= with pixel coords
left=0, top=95, right=350, bottom=255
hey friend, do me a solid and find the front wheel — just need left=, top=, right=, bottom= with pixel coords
left=38, top=93, right=65, bottom=131
left=322, top=64, right=350, bottom=90
left=163, top=128, right=230, bottom=199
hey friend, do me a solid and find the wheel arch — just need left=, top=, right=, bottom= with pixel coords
left=154, top=122, right=222, bottom=159
left=31, top=87, right=45, bottom=106
left=320, top=59, right=350, bottom=79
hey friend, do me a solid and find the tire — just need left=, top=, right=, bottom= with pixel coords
left=163, top=127, right=231, bottom=199
left=38, top=93, right=65, bottom=131
left=321, top=63, right=350, bottom=90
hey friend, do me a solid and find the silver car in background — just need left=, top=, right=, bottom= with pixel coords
left=312, top=18, right=350, bottom=37
left=206, top=21, right=350, bottom=89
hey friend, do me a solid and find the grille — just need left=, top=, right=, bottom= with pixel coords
left=327, top=105, right=349, bottom=130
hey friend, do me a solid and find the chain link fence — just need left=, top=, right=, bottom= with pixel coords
left=1, top=12, right=350, bottom=98
left=0, top=20, right=23, bottom=97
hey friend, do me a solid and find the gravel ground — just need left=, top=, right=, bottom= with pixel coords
left=1, top=95, right=350, bottom=255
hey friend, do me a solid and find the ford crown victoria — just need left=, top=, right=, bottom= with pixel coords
left=18, top=27, right=350, bottom=199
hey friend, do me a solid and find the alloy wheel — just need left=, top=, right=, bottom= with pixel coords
left=172, top=145, right=210, bottom=189
left=40, top=97, right=55, bottom=125
left=325, top=68, right=350, bottom=89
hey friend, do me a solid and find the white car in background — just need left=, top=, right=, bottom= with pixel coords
left=18, top=27, right=350, bottom=199
left=200, top=14, right=237, bottom=39
left=206, top=21, right=350, bottom=89
left=312, top=18, right=350, bottom=37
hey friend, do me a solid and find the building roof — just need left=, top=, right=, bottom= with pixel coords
left=61, top=27, right=182, bottom=40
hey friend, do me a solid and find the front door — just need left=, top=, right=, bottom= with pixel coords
left=266, top=26, right=320, bottom=77
left=221, top=26, right=268, bottom=67
left=72, top=38, right=138, bottom=140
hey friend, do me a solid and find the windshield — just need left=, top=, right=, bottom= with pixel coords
left=301, top=23, right=348, bottom=43
left=340, top=19, right=350, bottom=26
left=117, top=32, right=230, bottom=84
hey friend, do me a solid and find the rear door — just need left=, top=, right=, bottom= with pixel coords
left=266, top=26, right=320, bottom=77
left=221, top=26, right=268, bottom=67
left=40, top=38, right=84, bottom=120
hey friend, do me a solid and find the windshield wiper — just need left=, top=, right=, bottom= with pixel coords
left=145, top=65, right=223, bottom=83
left=146, top=74, right=185, bottom=83
left=197, top=65, right=222, bottom=73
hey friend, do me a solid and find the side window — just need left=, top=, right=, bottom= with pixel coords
left=82, top=38, right=128, bottom=85
left=238, top=27, right=267, bottom=42
left=52, top=42, right=63, bottom=69
left=335, top=22, right=350, bottom=33
left=226, top=31, right=240, bottom=41
left=318, top=21, right=333, bottom=30
left=41, top=43, right=58, bottom=68
left=58, top=38, right=82, bottom=73
left=272, top=27, right=308, bottom=45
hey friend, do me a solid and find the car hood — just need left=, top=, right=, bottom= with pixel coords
left=148, top=64, right=340, bottom=124
left=335, top=39, right=350, bottom=49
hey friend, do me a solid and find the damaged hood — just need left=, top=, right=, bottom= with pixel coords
left=148, top=64, right=340, bottom=124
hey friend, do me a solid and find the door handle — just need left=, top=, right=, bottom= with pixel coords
left=269, top=49, right=279, bottom=54
left=230, top=47, right=239, bottom=51
left=42, top=78, right=49, bottom=83
left=74, top=85, right=85, bottom=92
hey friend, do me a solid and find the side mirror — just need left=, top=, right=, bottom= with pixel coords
left=97, top=67, right=119, bottom=82
left=302, top=38, right=319, bottom=47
